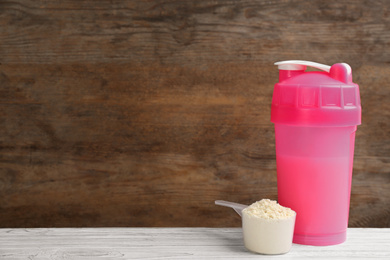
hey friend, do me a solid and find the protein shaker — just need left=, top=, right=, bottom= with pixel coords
left=271, top=60, right=361, bottom=246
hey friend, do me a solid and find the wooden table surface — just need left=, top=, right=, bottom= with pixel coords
left=0, top=228, right=389, bottom=259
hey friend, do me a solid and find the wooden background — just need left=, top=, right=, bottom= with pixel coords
left=0, top=0, right=389, bottom=228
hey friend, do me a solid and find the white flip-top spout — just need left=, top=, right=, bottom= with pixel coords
left=275, top=60, right=331, bottom=72
left=275, top=60, right=353, bottom=83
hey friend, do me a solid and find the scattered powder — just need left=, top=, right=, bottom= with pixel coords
left=243, top=199, right=295, bottom=220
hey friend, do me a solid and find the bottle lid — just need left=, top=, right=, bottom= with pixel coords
left=271, top=60, right=361, bottom=127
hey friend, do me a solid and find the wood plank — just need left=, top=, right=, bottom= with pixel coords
left=0, top=62, right=389, bottom=227
left=0, top=0, right=390, bottom=64
left=0, top=228, right=389, bottom=259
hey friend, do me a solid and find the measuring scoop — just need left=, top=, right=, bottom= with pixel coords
left=215, top=199, right=296, bottom=255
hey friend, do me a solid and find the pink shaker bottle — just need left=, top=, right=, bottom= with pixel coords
left=271, top=60, right=361, bottom=246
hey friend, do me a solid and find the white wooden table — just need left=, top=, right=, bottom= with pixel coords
left=0, top=228, right=389, bottom=259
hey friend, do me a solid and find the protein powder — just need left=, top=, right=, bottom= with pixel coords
left=242, top=199, right=296, bottom=254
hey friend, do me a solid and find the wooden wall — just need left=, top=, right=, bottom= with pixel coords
left=0, top=0, right=389, bottom=228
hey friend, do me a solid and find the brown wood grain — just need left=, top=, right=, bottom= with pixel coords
left=0, top=0, right=389, bottom=228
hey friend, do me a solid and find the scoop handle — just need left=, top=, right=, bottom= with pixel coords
left=215, top=200, right=248, bottom=217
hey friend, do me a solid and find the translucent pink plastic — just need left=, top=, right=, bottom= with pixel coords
left=275, top=124, right=356, bottom=245
left=271, top=61, right=361, bottom=246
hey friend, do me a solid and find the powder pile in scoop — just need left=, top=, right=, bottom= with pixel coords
left=243, top=199, right=295, bottom=220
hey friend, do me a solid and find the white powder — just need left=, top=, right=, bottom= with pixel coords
left=243, top=199, right=295, bottom=220
left=242, top=199, right=296, bottom=255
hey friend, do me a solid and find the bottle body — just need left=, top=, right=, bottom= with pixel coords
left=275, top=124, right=356, bottom=245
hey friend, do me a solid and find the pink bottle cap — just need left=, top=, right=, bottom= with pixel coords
left=271, top=60, right=361, bottom=127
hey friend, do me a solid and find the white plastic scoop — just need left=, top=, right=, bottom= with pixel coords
left=215, top=200, right=248, bottom=217
left=215, top=199, right=296, bottom=255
